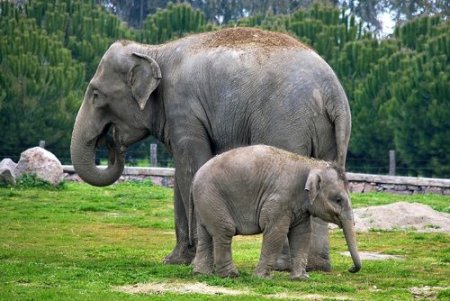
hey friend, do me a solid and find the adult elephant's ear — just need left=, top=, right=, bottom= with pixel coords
left=129, top=52, right=162, bottom=110
left=305, top=169, right=321, bottom=205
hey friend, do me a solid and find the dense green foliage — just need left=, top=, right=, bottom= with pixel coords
left=0, top=182, right=449, bottom=300
left=0, top=0, right=134, bottom=163
left=0, top=0, right=448, bottom=176
left=140, top=2, right=214, bottom=44
left=0, top=1, right=84, bottom=161
left=109, top=0, right=449, bottom=32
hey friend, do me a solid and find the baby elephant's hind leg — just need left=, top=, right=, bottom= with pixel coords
left=192, top=223, right=214, bottom=275
left=214, top=231, right=239, bottom=278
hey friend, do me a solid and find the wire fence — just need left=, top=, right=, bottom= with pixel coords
left=0, top=143, right=446, bottom=178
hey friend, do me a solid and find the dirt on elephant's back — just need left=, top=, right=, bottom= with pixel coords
left=202, top=27, right=310, bottom=51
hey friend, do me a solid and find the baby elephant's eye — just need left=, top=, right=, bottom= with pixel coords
left=335, top=198, right=342, bottom=205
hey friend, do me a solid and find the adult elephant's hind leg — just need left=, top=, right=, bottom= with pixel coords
left=274, top=238, right=291, bottom=271
left=274, top=221, right=331, bottom=273
left=306, top=217, right=331, bottom=272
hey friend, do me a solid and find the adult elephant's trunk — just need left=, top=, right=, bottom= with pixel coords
left=70, top=115, right=125, bottom=187
left=342, top=219, right=361, bottom=273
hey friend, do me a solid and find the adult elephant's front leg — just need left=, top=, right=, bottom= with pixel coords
left=163, top=183, right=195, bottom=264
left=163, top=137, right=212, bottom=265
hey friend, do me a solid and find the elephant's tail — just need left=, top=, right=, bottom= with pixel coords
left=188, top=185, right=194, bottom=246
left=329, top=80, right=351, bottom=168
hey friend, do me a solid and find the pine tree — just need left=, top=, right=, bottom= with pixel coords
left=0, top=1, right=85, bottom=162
left=387, top=17, right=449, bottom=176
left=140, top=2, right=213, bottom=44
left=24, top=0, right=135, bottom=80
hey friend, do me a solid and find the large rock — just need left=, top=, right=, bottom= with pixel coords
left=0, top=158, right=17, bottom=185
left=16, top=147, right=63, bottom=185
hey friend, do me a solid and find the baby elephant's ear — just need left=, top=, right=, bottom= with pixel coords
left=305, top=169, right=321, bottom=205
left=129, top=52, right=162, bottom=110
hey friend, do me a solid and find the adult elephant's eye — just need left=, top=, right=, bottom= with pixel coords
left=92, top=90, right=106, bottom=108
left=92, top=91, right=99, bottom=102
left=335, top=197, right=342, bottom=205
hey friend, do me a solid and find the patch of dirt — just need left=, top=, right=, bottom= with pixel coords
left=115, top=281, right=353, bottom=299
left=353, top=202, right=450, bottom=233
left=203, top=27, right=309, bottom=50
left=330, top=202, right=450, bottom=234
left=115, top=282, right=250, bottom=296
left=409, top=286, right=448, bottom=300
left=340, top=251, right=404, bottom=261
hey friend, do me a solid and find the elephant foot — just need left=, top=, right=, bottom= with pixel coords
left=290, top=271, right=309, bottom=281
left=274, top=254, right=291, bottom=271
left=192, top=257, right=213, bottom=275
left=254, top=261, right=274, bottom=279
left=306, top=255, right=331, bottom=272
left=163, top=244, right=195, bottom=265
left=216, top=264, right=239, bottom=278
left=193, top=264, right=213, bottom=276
left=254, top=269, right=272, bottom=279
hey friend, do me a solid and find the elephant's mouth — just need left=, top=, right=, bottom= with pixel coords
left=95, top=123, right=128, bottom=157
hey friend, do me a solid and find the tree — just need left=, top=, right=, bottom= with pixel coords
left=387, top=16, right=449, bottom=176
left=0, top=0, right=135, bottom=162
left=340, top=0, right=449, bottom=34
left=387, top=0, right=449, bottom=25
left=337, top=15, right=449, bottom=176
left=139, top=2, right=212, bottom=44
left=24, top=0, right=135, bottom=80
left=0, top=1, right=85, bottom=162
left=106, top=0, right=170, bottom=28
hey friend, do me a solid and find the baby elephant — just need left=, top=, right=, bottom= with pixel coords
left=190, top=145, right=361, bottom=279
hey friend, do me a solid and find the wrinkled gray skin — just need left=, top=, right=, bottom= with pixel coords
left=191, top=145, right=361, bottom=279
left=70, top=28, right=351, bottom=271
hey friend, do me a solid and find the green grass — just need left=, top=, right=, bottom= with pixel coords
left=0, top=181, right=449, bottom=300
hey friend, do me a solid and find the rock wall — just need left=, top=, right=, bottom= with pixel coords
left=346, top=173, right=450, bottom=195
left=63, top=166, right=450, bottom=194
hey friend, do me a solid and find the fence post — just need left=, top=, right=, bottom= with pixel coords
left=150, top=143, right=158, bottom=167
left=39, top=140, right=46, bottom=148
left=389, top=150, right=396, bottom=175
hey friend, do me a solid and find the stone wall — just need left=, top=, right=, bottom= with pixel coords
left=63, top=166, right=450, bottom=195
left=346, top=173, right=450, bottom=195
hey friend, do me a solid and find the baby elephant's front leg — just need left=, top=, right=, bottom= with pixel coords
left=254, top=216, right=290, bottom=279
left=288, top=219, right=312, bottom=280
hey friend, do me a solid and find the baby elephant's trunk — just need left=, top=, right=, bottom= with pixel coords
left=342, top=219, right=361, bottom=273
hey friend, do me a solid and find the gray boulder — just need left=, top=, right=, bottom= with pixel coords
left=16, top=147, right=64, bottom=185
left=0, top=158, right=18, bottom=185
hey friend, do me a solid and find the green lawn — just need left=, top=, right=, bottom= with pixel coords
left=0, top=181, right=449, bottom=300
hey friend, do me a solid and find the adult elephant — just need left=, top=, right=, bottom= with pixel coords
left=70, top=27, right=351, bottom=272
